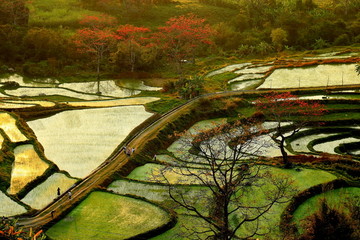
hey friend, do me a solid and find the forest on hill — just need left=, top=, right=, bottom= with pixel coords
left=0, top=0, right=359, bottom=79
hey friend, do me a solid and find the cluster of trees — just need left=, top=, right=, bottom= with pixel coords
left=0, top=7, right=213, bottom=79
left=212, top=0, right=360, bottom=54
left=0, top=0, right=359, bottom=78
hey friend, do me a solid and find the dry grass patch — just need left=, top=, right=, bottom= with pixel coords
left=8, top=144, right=49, bottom=195
left=46, top=191, right=171, bottom=240
left=0, top=190, right=26, bottom=217
left=0, top=112, right=28, bottom=142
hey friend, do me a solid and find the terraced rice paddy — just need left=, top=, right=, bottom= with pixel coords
left=1, top=74, right=160, bottom=101
left=3, top=100, right=56, bottom=108
left=127, top=163, right=209, bottom=184
left=115, top=115, right=343, bottom=238
left=292, top=187, right=360, bottom=232
left=8, top=144, right=50, bottom=195
left=0, top=112, right=28, bottom=142
left=0, top=74, right=57, bottom=87
left=115, top=79, right=162, bottom=91
left=258, top=64, right=359, bottom=89
left=0, top=102, right=37, bottom=109
left=27, top=106, right=154, bottom=178
left=21, top=173, right=78, bottom=210
left=59, top=81, right=141, bottom=98
left=289, top=132, right=336, bottom=153
left=6, top=87, right=114, bottom=100
left=121, top=161, right=337, bottom=239
left=206, top=63, right=251, bottom=77
left=65, top=97, right=160, bottom=108
left=0, top=191, right=26, bottom=217
left=313, top=137, right=360, bottom=154
left=46, top=191, right=171, bottom=240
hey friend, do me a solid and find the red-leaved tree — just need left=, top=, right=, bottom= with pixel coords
left=73, top=15, right=116, bottom=85
left=155, top=14, right=213, bottom=76
left=79, top=14, right=117, bottom=30
left=256, top=92, right=327, bottom=167
left=114, top=24, right=151, bottom=72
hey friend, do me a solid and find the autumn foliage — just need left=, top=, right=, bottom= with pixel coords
left=256, top=92, right=327, bottom=118
left=0, top=218, right=44, bottom=240
left=79, top=14, right=117, bottom=29
left=72, top=13, right=213, bottom=75
left=154, top=14, right=213, bottom=74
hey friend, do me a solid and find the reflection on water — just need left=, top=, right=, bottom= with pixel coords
left=0, top=74, right=58, bottom=87
left=0, top=190, right=26, bottom=216
left=0, top=75, right=160, bottom=100
left=27, top=106, right=154, bottom=178
left=59, top=80, right=141, bottom=98
left=258, top=64, right=360, bottom=89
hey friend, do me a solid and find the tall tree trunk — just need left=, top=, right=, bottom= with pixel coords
left=279, top=135, right=290, bottom=168
left=212, top=192, right=232, bottom=240
left=96, top=52, right=101, bottom=95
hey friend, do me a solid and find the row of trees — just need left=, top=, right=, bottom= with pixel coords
left=212, top=0, right=360, bottom=53
left=72, top=13, right=213, bottom=79
left=0, top=12, right=213, bottom=78
left=1, top=0, right=359, bottom=78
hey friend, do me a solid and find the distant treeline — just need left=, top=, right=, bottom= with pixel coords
left=0, top=0, right=359, bottom=78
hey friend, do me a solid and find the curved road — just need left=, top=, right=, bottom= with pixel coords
left=17, top=85, right=360, bottom=229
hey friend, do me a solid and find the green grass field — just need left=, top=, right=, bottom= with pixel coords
left=292, top=187, right=360, bottom=232
left=46, top=191, right=171, bottom=240
left=122, top=159, right=338, bottom=239
left=28, top=0, right=102, bottom=28
left=28, top=0, right=238, bottom=29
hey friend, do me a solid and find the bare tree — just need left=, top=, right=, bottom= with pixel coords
left=157, top=119, right=294, bottom=240
left=255, top=92, right=327, bottom=168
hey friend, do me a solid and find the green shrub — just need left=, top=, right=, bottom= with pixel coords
left=334, top=34, right=351, bottom=46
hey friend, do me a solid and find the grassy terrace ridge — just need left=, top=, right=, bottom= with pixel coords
left=292, top=187, right=360, bottom=227
left=46, top=191, right=172, bottom=240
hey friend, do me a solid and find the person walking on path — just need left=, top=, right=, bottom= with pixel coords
left=51, top=210, right=55, bottom=219
left=57, top=187, right=61, bottom=197
left=68, top=191, right=72, bottom=200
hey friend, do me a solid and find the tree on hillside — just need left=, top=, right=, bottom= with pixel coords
left=155, top=14, right=213, bottom=77
left=299, top=199, right=356, bottom=240
left=113, top=24, right=152, bottom=72
left=0, top=0, right=29, bottom=26
left=255, top=92, right=327, bottom=168
left=23, top=28, right=68, bottom=62
left=79, top=14, right=117, bottom=30
left=356, top=63, right=360, bottom=75
left=158, top=120, right=294, bottom=239
left=74, top=28, right=115, bottom=81
left=271, top=28, right=288, bottom=52
left=73, top=15, right=116, bottom=92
